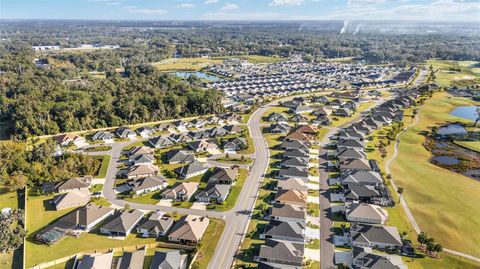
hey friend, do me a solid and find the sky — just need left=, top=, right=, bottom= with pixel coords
left=1, top=0, right=479, bottom=21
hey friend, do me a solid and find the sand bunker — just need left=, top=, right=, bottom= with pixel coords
left=453, top=75, right=475, bottom=80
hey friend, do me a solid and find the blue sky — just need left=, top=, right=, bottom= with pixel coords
left=1, top=0, right=479, bottom=21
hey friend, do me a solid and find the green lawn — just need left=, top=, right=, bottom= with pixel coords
left=453, top=140, right=480, bottom=153
left=122, top=140, right=150, bottom=151
left=306, top=239, right=320, bottom=249
left=390, top=92, right=480, bottom=257
left=95, top=155, right=111, bottom=179
left=124, top=191, right=162, bottom=205
left=83, top=145, right=112, bottom=152
left=304, top=260, right=320, bottom=269
left=215, top=157, right=253, bottom=164
left=192, top=219, right=225, bottom=269
left=307, top=203, right=319, bottom=217
left=0, top=191, right=19, bottom=209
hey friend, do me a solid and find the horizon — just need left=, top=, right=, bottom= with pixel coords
left=1, top=0, right=479, bottom=22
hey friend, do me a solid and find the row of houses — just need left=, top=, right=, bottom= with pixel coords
left=330, top=89, right=421, bottom=268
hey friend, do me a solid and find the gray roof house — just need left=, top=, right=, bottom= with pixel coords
left=339, top=158, right=372, bottom=174
left=129, top=153, right=154, bottom=166
left=52, top=189, right=90, bottom=210
left=342, top=171, right=383, bottom=187
left=126, top=175, right=168, bottom=195
left=195, top=184, right=231, bottom=203
left=352, top=246, right=407, bottom=269
left=92, top=131, right=114, bottom=142
left=258, top=262, right=301, bottom=269
left=282, top=148, right=309, bottom=159
left=279, top=157, right=309, bottom=169
left=78, top=252, right=114, bottom=269
left=148, top=136, right=173, bottom=149
left=41, top=176, right=93, bottom=194
left=334, top=108, right=353, bottom=117
left=166, top=149, right=195, bottom=164
left=258, top=239, right=304, bottom=266
left=115, top=127, right=136, bottom=139
left=279, top=141, right=310, bottom=151
left=269, top=204, right=306, bottom=223
left=268, top=112, right=289, bottom=123
left=188, top=139, right=218, bottom=153
left=116, top=249, right=145, bottom=269
left=278, top=167, right=309, bottom=181
left=350, top=223, right=403, bottom=249
left=290, top=105, right=313, bottom=114
left=270, top=123, right=292, bottom=134
left=135, top=126, right=156, bottom=137
left=100, top=209, right=144, bottom=238
left=260, top=220, right=306, bottom=242
left=337, top=140, right=365, bottom=151
left=136, top=213, right=174, bottom=238
left=150, top=250, right=187, bottom=269
left=338, top=148, right=367, bottom=162
left=174, top=161, right=209, bottom=179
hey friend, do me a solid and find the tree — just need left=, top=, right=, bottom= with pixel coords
left=433, top=243, right=443, bottom=258
left=397, top=187, right=404, bottom=203
left=417, top=232, right=429, bottom=247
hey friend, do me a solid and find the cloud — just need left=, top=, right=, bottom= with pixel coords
left=203, top=11, right=282, bottom=20
left=220, top=3, right=239, bottom=10
left=123, top=6, right=167, bottom=15
left=204, top=0, right=219, bottom=3
left=269, top=0, right=304, bottom=6
left=178, top=3, right=195, bottom=8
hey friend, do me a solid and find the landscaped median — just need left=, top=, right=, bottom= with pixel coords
left=94, top=155, right=111, bottom=179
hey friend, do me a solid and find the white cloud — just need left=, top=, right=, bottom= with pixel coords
left=123, top=6, right=168, bottom=15
left=220, top=3, right=239, bottom=10
left=269, top=0, right=304, bottom=6
left=204, top=0, right=219, bottom=3
left=178, top=3, right=195, bottom=8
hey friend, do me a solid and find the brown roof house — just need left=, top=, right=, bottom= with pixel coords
left=55, top=133, right=87, bottom=147
left=168, top=215, right=209, bottom=245
left=77, top=252, right=114, bottom=269
left=161, top=182, right=199, bottom=201
left=208, top=167, right=238, bottom=184
left=127, top=164, right=159, bottom=180
left=41, top=176, right=93, bottom=194
left=273, top=189, right=307, bottom=206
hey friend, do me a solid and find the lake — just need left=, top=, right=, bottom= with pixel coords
left=174, top=71, right=221, bottom=82
left=450, top=106, right=478, bottom=121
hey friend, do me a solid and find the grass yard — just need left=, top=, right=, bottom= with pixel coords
left=192, top=219, right=225, bottom=269
left=390, top=91, right=480, bottom=257
left=122, top=140, right=150, bottom=151
left=307, top=202, right=319, bottom=217
left=0, top=191, right=19, bottom=209
left=210, top=168, right=248, bottom=212
left=215, top=156, right=253, bottom=164
left=84, top=145, right=112, bottom=152
left=453, top=140, right=480, bottom=153
left=95, top=155, right=111, bottom=179
left=304, top=260, right=320, bottom=269
left=124, top=191, right=162, bottom=205
left=306, top=239, right=320, bottom=249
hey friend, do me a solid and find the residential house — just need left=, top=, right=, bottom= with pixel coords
left=189, top=118, right=206, bottom=129
left=166, top=149, right=195, bottom=164
left=345, top=202, right=389, bottom=224
left=268, top=204, right=306, bottom=223
left=168, top=215, right=209, bottom=245
left=284, top=132, right=313, bottom=143
left=129, top=154, right=154, bottom=166
left=279, top=157, right=309, bottom=170
left=337, top=140, right=365, bottom=151
left=127, top=146, right=154, bottom=156
left=276, top=178, right=308, bottom=193
left=334, top=108, right=353, bottom=117
left=174, top=162, right=208, bottom=179
left=161, top=182, right=199, bottom=201
left=127, top=164, right=159, bottom=180
left=291, top=105, right=313, bottom=114
left=342, top=171, right=383, bottom=188
left=116, top=249, right=145, bottom=269
left=283, top=148, right=309, bottom=159
left=280, top=141, right=310, bottom=151
left=278, top=167, right=309, bottom=181
left=66, top=203, right=115, bottom=231
left=41, top=176, right=93, bottom=194
left=349, top=223, right=403, bottom=249
left=338, top=148, right=367, bottom=162
left=188, top=139, right=218, bottom=153
left=92, top=131, right=114, bottom=144
left=208, top=167, right=238, bottom=184
left=223, top=137, right=248, bottom=152
left=115, top=127, right=136, bottom=139
left=136, top=126, right=155, bottom=138
left=344, top=185, right=387, bottom=205
left=136, top=213, right=174, bottom=238
left=55, top=134, right=87, bottom=147
left=268, top=112, right=288, bottom=123
left=270, top=123, right=292, bottom=134
left=339, top=158, right=373, bottom=174
left=126, top=175, right=168, bottom=196
left=273, top=189, right=307, bottom=206
left=171, top=120, right=188, bottom=132
left=195, top=184, right=231, bottom=203
left=258, top=239, right=304, bottom=266
left=337, top=130, right=365, bottom=141
left=169, top=133, right=192, bottom=143
left=295, top=125, right=317, bottom=135
left=150, top=250, right=187, bottom=269
left=100, top=209, right=144, bottom=237
left=148, top=136, right=173, bottom=149
left=290, top=114, right=309, bottom=124
left=352, top=246, right=408, bottom=269
left=52, top=189, right=90, bottom=210
left=77, top=252, right=114, bottom=269
left=313, top=115, right=331, bottom=126
left=260, top=220, right=306, bottom=242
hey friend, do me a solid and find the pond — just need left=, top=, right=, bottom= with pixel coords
left=174, top=71, right=221, bottom=82
left=437, top=124, right=468, bottom=136
left=450, top=106, right=478, bottom=121
left=431, top=156, right=460, bottom=165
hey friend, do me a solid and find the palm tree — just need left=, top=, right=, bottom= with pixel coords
left=397, top=187, right=404, bottom=203
left=417, top=232, right=429, bottom=247
left=433, top=243, right=443, bottom=258
left=426, top=240, right=436, bottom=257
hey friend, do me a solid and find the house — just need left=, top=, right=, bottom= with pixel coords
left=276, top=178, right=308, bottom=192
left=116, top=249, right=145, bottom=269
left=281, top=100, right=301, bottom=108
left=129, top=154, right=154, bottom=166
left=313, top=107, right=331, bottom=116
left=290, top=105, right=313, bottom=114
left=161, top=182, right=199, bottom=201
left=345, top=202, right=389, bottom=224
left=41, top=176, right=93, bottom=194
left=283, top=148, right=309, bottom=159
left=92, top=131, right=114, bottom=144
left=268, top=112, right=288, bottom=123
left=168, top=215, right=209, bottom=244
left=223, top=137, right=248, bottom=152
left=55, top=134, right=87, bottom=147
left=169, top=133, right=192, bottom=143
left=136, top=126, right=155, bottom=138
left=174, top=161, right=209, bottom=179
left=342, top=100, right=358, bottom=110
left=280, top=141, right=310, bottom=151
left=188, top=139, right=218, bottom=153
left=126, top=175, right=168, bottom=195
left=150, top=250, right=188, bottom=269
left=334, top=108, right=353, bottom=117
left=279, top=157, right=309, bottom=169
left=52, top=189, right=91, bottom=210
left=220, top=113, right=243, bottom=124
left=127, top=146, right=154, bottom=156
left=189, top=118, right=206, bottom=128
left=350, top=223, right=403, bottom=249
left=284, top=132, right=313, bottom=143
left=330, top=99, right=346, bottom=107
left=127, top=164, right=159, bottom=180
left=337, top=130, right=365, bottom=141
left=296, top=124, right=317, bottom=135
left=257, top=261, right=301, bottom=269
left=313, top=115, right=331, bottom=126
left=77, top=252, right=114, bottom=269
left=273, top=189, right=307, bottom=206
left=312, top=95, right=329, bottom=104
left=339, top=158, right=373, bottom=174
left=65, top=203, right=114, bottom=231
left=100, top=209, right=144, bottom=237
left=115, top=127, right=136, bottom=139
left=223, top=125, right=243, bottom=134
left=338, top=148, right=367, bottom=162
left=278, top=167, right=309, bottom=181
left=208, top=167, right=238, bottom=184
left=290, top=114, right=309, bottom=124
left=352, top=246, right=408, bottom=269
left=260, top=220, right=306, bottom=242
left=148, top=136, right=173, bottom=149
left=209, top=126, right=229, bottom=137
left=136, top=213, right=174, bottom=238
left=171, top=120, right=188, bottom=132
left=195, top=184, right=231, bottom=203
left=347, top=123, right=372, bottom=135
left=258, top=239, right=304, bottom=266
left=270, top=123, right=292, bottom=134
left=269, top=204, right=306, bottom=223
left=166, top=149, right=195, bottom=164
left=342, top=171, right=383, bottom=188
left=344, top=185, right=389, bottom=205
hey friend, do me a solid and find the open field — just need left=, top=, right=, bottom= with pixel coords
left=427, top=59, right=480, bottom=87
left=152, top=55, right=284, bottom=71
left=390, top=92, right=480, bottom=257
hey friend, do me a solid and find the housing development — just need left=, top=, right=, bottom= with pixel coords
left=1, top=5, right=480, bottom=269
